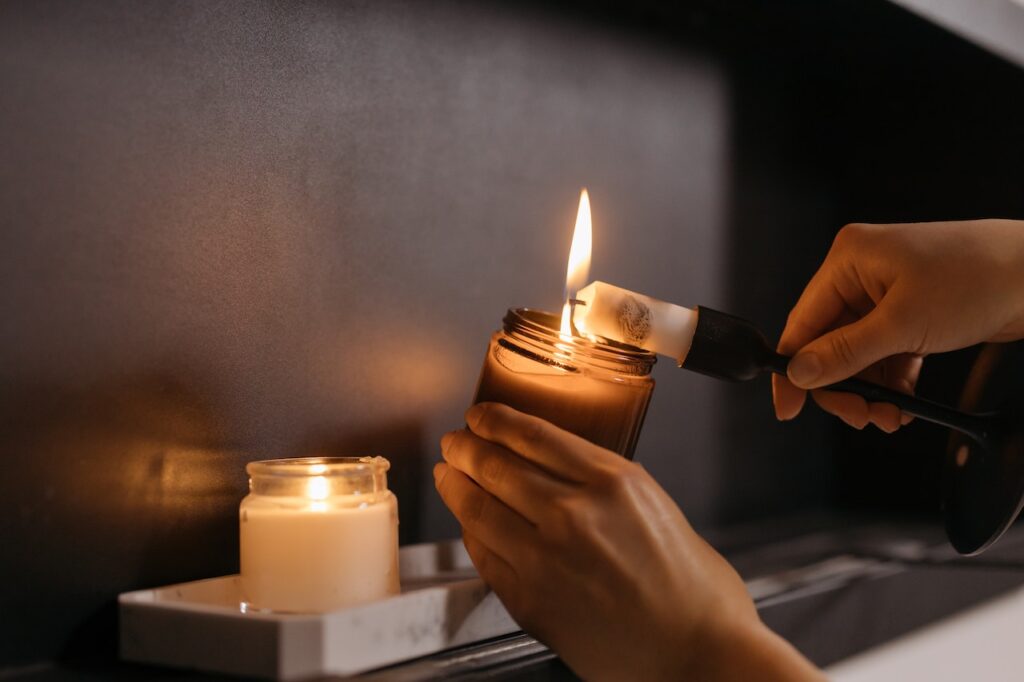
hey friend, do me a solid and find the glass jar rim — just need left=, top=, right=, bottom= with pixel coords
left=503, top=307, right=656, bottom=373
left=246, top=456, right=390, bottom=479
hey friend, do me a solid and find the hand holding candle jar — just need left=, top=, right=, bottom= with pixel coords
left=239, top=457, right=400, bottom=613
left=435, top=404, right=825, bottom=681
left=471, top=190, right=657, bottom=459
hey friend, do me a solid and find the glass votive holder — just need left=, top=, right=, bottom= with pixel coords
left=239, top=456, right=400, bottom=613
left=473, top=308, right=656, bottom=459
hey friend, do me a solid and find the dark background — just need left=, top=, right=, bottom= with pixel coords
left=1, top=0, right=1022, bottom=671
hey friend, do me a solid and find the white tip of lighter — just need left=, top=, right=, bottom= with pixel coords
left=574, top=281, right=698, bottom=363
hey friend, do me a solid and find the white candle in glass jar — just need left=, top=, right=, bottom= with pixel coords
left=239, top=457, right=400, bottom=613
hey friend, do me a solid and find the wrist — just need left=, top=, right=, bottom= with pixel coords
left=680, top=614, right=824, bottom=682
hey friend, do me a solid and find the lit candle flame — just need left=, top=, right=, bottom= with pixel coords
left=307, top=476, right=329, bottom=501
left=560, top=189, right=592, bottom=337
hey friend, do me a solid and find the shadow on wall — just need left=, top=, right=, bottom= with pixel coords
left=0, top=372, right=432, bottom=665
left=1, top=374, right=242, bottom=664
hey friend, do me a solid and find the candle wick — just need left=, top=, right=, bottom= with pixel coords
left=567, top=297, right=587, bottom=337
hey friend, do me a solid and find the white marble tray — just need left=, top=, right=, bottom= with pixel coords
left=119, top=540, right=519, bottom=680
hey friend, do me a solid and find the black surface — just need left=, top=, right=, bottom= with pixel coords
left=751, top=522, right=1024, bottom=667
left=763, top=561, right=1024, bottom=668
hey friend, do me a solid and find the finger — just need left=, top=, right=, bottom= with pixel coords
left=811, top=390, right=905, bottom=433
left=787, top=306, right=896, bottom=389
left=775, top=258, right=861, bottom=421
left=441, top=429, right=571, bottom=525
left=811, top=353, right=921, bottom=430
left=811, top=390, right=869, bottom=429
left=463, top=532, right=534, bottom=633
left=773, top=373, right=807, bottom=421
left=778, top=257, right=855, bottom=356
left=465, top=403, right=619, bottom=482
left=868, top=401, right=902, bottom=433
left=885, top=353, right=923, bottom=396
left=434, top=462, right=536, bottom=563
left=880, top=353, right=923, bottom=426
left=897, top=354, right=923, bottom=425
left=462, top=531, right=518, bottom=595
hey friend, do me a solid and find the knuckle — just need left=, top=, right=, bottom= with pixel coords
left=479, top=452, right=508, bottom=488
left=599, top=460, right=644, bottom=499
left=473, top=402, right=494, bottom=431
left=872, top=298, right=900, bottom=326
left=829, top=331, right=859, bottom=369
left=836, top=222, right=870, bottom=247
left=595, top=471, right=626, bottom=499
left=445, top=429, right=465, bottom=459
left=434, top=466, right=452, bottom=495
left=542, top=496, right=587, bottom=545
left=521, top=418, right=546, bottom=449
left=878, top=304, right=925, bottom=355
left=461, top=489, right=489, bottom=528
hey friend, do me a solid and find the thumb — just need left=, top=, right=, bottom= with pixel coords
left=787, top=308, right=896, bottom=389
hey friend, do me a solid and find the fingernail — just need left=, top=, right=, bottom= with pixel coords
left=788, top=352, right=822, bottom=387
left=433, top=462, right=448, bottom=485
left=465, top=403, right=485, bottom=429
left=774, top=401, right=796, bottom=421
left=440, top=431, right=454, bottom=451
left=838, top=413, right=866, bottom=430
left=771, top=384, right=783, bottom=421
left=877, top=421, right=898, bottom=434
left=901, top=412, right=913, bottom=426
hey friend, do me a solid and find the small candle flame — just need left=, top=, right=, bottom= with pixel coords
left=307, top=476, right=329, bottom=501
left=560, top=189, right=592, bottom=337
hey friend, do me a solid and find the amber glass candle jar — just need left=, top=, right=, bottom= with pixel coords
left=473, top=308, right=656, bottom=459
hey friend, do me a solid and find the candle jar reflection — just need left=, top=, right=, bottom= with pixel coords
left=473, top=308, right=656, bottom=459
left=240, top=457, right=399, bottom=613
